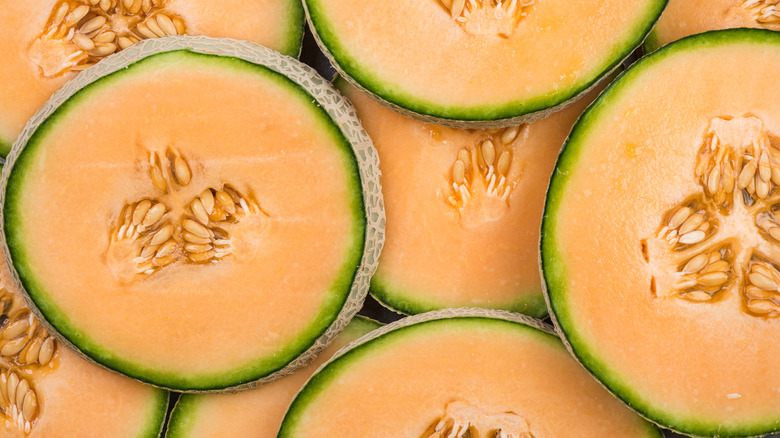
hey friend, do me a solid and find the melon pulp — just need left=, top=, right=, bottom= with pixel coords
left=2, top=38, right=382, bottom=391
left=0, top=0, right=305, bottom=156
left=305, top=0, right=666, bottom=126
left=0, top=246, right=167, bottom=438
left=341, top=77, right=608, bottom=316
left=165, top=316, right=381, bottom=438
left=646, top=0, right=780, bottom=52
left=543, top=29, right=780, bottom=437
left=278, top=309, right=662, bottom=437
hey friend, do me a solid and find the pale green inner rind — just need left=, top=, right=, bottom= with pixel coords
left=4, top=50, right=366, bottom=391
left=280, top=316, right=661, bottom=438
left=542, top=29, right=780, bottom=437
left=306, top=0, right=668, bottom=121
left=140, top=390, right=170, bottom=438
left=369, top=273, right=548, bottom=318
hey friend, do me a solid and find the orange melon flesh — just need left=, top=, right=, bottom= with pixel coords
left=166, top=317, right=381, bottom=438
left=4, top=49, right=366, bottom=390
left=306, top=0, right=665, bottom=122
left=278, top=312, right=661, bottom=437
left=342, top=79, right=606, bottom=316
left=0, top=0, right=304, bottom=154
left=646, top=0, right=780, bottom=51
left=544, top=30, right=780, bottom=435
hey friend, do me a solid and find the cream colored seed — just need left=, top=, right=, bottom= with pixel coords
left=2, top=318, right=30, bottom=340
left=189, top=251, right=215, bottom=263
left=38, top=337, right=55, bottom=366
left=452, top=160, right=466, bottom=184
left=51, top=3, right=70, bottom=26
left=117, top=36, right=135, bottom=50
left=497, top=151, right=511, bottom=175
left=23, top=337, right=42, bottom=365
left=683, top=253, right=709, bottom=273
left=2, top=337, right=28, bottom=357
left=132, top=199, right=152, bottom=225
left=215, top=191, right=236, bottom=214
left=156, top=13, right=177, bottom=35
left=184, top=243, right=211, bottom=254
left=69, top=5, right=90, bottom=24
left=80, top=16, right=107, bottom=34
left=679, top=214, right=704, bottom=235
left=7, top=373, right=18, bottom=405
left=698, top=271, right=729, bottom=287
left=760, top=152, right=771, bottom=181
left=123, top=0, right=134, bottom=8
left=683, top=291, right=713, bottom=302
left=145, top=17, right=166, bottom=37
left=72, top=33, right=95, bottom=51
left=99, top=0, right=112, bottom=11
left=90, top=43, right=117, bottom=57
left=451, top=0, right=465, bottom=17
left=748, top=299, right=776, bottom=314
left=501, top=126, right=520, bottom=144
left=173, top=17, right=186, bottom=34
left=142, top=203, right=166, bottom=228
left=140, top=243, right=158, bottom=260
left=173, top=156, right=191, bottom=186
left=149, top=224, right=173, bottom=246
left=723, top=162, right=735, bottom=192
left=183, top=232, right=211, bottom=245
left=183, top=219, right=210, bottom=238
left=703, top=260, right=729, bottom=274
left=15, top=379, right=29, bottom=411
left=128, top=0, right=142, bottom=13
left=93, top=30, right=116, bottom=44
left=707, top=167, right=720, bottom=194
left=668, top=207, right=691, bottom=229
left=136, top=22, right=158, bottom=39
left=746, top=286, right=777, bottom=300
left=770, top=227, right=780, bottom=241
left=738, top=160, right=758, bottom=188
left=771, top=166, right=780, bottom=185
left=457, top=149, right=471, bottom=169
left=481, top=140, right=496, bottom=166
left=679, top=230, right=706, bottom=245
left=154, top=255, right=177, bottom=268
left=155, top=240, right=177, bottom=259
left=200, top=190, right=215, bottom=214
left=750, top=272, right=778, bottom=290
left=757, top=178, right=771, bottom=199
left=22, top=390, right=37, bottom=422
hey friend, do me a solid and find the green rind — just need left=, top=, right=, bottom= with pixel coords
left=369, top=273, right=548, bottom=318
left=278, top=310, right=662, bottom=438
left=542, top=28, right=780, bottom=438
left=305, top=0, right=668, bottom=123
left=4, top=49, right=365, bottom=391
left=278, top=0, right=306, bottom=58
left=165, top=316, right=382, bottom=438
left=141, top=390, right=171, bottom=438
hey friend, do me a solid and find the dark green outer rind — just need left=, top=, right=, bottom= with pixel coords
left=142, top=390, right=171, bottom=438
left=1, top=36, right=384, bottom=392
left=542, top=29, right=780, bottom=438
left=643, top=28, right=664, bottom=54
left=369, top=273, right=548, bottom=318
left=278, top=308, right=662, bottom=438
left=165, top=316, right=382, bottom=438
left=304, top=0, right=668, bottom=127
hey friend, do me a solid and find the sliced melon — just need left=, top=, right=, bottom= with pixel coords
left=543, top=29, right=780, bottom=436
left=0, top=0, right=305, bottom=155
left=646, top=0, right=780, bottom=52
left=305, top=0, right=666, bottom=126
left=166, top=316, right=380, bottom=438
left=278, top=309, right=662, bottom=437
left=340, top=79, right=607, bottom=316
left=0, top=248, right=167, bottom=437
left=2, top=37, right=382, bottom=391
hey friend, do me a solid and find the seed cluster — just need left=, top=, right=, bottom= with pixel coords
left=446, top=126, right=521, bottom=210
left=676, top=248, right=732, bottom=302
left=437, top=0, right=535, bottom=37
left=109, top=147, right=263, bottom=277
left=657, top=199, right=715, bottom=250
left=742, top=0, right=780, bottom=25
left=0, top=368, right=38, bottom=434
left=32, top=0, right=186, bottom=77
left=424, top=401, right=534, bottom=438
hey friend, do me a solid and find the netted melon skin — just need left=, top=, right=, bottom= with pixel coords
left=0, top=35, right=385, bottom=392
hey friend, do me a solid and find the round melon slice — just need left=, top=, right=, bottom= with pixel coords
left=543, top=29, right=780, bottom=437
left=0, top=0, right=305, bottom=156
left=1, top=37, right=382, bottom=392
left=304, top=0, right=666, bottom=126
left=277, top=309, right=662, bottom=437
left=340, top=77, right=609, bottom=316
left=0, top=248, right=167, bottom=438
left=165, top=316, right=381, bottom=438
left=646, top=0, right=780, bottom=52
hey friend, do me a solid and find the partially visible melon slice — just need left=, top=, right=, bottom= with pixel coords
left=165, top=316, right=381, bottom=438
left=278, top=309, right=662, bottom=437
left=646, top=0, right=780, bottom=52
left=305, top=0, right=666, bottom=125
left=340, top=76, right=608, bottom=316
left=0, top=243, right=167, bottom=437
left=0, top=0, right=305, bottom=155
left=2, top=37, right=383, bottom=391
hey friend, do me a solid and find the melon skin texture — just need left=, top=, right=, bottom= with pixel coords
left=543, top=29, right=780, bottom=437
left=339, top=78, right=609, bottom=317
left=0, top=0, right=305, bottom=156
left=165, top=316, right=381, bottom=438
left=278, top=308, right=663, bottom=438
left=1, top=37, right=384, bottom=392
left=304, top=0, right=667, bottom=127
left=645, top=0, right=780, bottom=52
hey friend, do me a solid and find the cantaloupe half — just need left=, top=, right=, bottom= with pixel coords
left=543, top=29, right=780, bottom=437
left=0, top=0, right=305, bottom=156
left=165, top=316, right=381, bottom=438
left=0, top=240, right=167, bottom=438
left=341, top=78, right=612, bottom=316
left=1, top=37, right=383, bottom=391
left=646, top=0, right=780, bottom=52
left=305, top=0, right=667, bottom=126
left=278, top=309, right=662, bottom=437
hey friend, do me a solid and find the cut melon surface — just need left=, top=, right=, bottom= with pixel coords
left=305, top=0, right=666, bottom=126
left=0, top=243, right=167, bottom=438
left=0, top=0, right=305, bottom=155
left=278, top=309, right=662, bottom=437
left=340, top=78, right=606, bottom=316
left=543, top=29, right=780, bottom=437
left=1, top=37, right=383, bottom=391
left=646, top=0, right=780, bottom=52
left=165, top=316, right=381, bottom=438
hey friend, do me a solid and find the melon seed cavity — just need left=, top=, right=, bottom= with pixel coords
left=422, top=401, right=536, bottom=438
left=647, top=116, right=780, bottom=317
left=741, top=0, right=780, bottom=25
left=437, top=0, right=535, bottom=37
left=29, top=0, right=186, bottom=78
